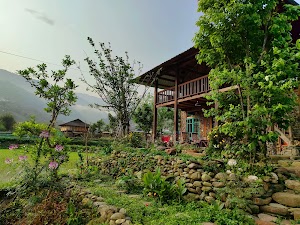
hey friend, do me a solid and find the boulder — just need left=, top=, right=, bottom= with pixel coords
left=190, top=172, right=202, bottom=180
left=260, top=203, right=289, bottom=216
left=188, top=162, right=201, bottom=169
left=253, top=197, right=272, bottom=206
left=285, top=180, right=300, bottom=192
left=165, top=148, right=176, bottom=155
left=272, top=192, right=300, bottom=207
left=110, top=212, right=125, bottom=220
left=212, top=182, right=225, bottom=188
left=215, top=172, right=227, bottom=181
left=201, top=173, right=212, bottom=182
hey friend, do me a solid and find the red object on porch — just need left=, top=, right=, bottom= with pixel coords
left=161, top=135, right=171, bottom=143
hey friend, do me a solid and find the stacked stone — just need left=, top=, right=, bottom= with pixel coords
left=79, top=191, right=132, bottom=225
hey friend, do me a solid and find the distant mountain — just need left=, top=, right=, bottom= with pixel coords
left=0, top=69, right=108, bottom=125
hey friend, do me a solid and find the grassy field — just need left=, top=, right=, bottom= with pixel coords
left=0, top=149, right=90, bottom=188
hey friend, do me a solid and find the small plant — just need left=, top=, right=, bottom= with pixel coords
left=115, top=174, right=143, bottom=194
left=142, top=169, right=186, bottom=204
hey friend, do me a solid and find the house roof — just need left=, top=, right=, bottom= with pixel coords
left=135, top=0, right=300, bottom=89
left=59, top=119, right=90, bottom=127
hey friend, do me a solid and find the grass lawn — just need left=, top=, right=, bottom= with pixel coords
left=0, top=149, right=91, bottom=188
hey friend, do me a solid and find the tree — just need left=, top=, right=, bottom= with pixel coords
left=194, top=0, right=300, bottom=160
left=133, top=102, right=153, bottom=143
left=82, top=38, right=156, bottom=137
left=17, top=56, right=78, bottom=184
left=90, top=119, right=106, bottom=136
left=0, top=114, right=16, bottom=131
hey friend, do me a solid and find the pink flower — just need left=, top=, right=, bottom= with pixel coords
left=55, top=145, right=63, bottom=152
left=5, top=158, right=13, bottom=164
left=9, top=144, right=18, bottom=150
left=18, top=155, right=28, bottom=161
left=48, top=161, right=58, bottom=170
left=39, top=130, right=49, bottom=138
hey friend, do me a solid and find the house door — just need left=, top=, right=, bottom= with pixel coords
left=186, top=118, right=200, bottom=141
left=201, top=117, right=212, bottom=138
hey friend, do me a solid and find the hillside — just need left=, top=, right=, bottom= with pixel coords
left=0, top=69, right=108, bottom=124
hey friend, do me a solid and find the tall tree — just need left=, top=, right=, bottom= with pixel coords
left=194, top=0, right=300, bottom=160
left=90, top=119, right=106, bottom=136
left=133, top=102, right=153, bottom=143
left=82, top=38, right=156, bottom=137
left=0, top=114, right=16, bottom=131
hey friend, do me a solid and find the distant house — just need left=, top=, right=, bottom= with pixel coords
left=59, top=119, right=90, bottom=137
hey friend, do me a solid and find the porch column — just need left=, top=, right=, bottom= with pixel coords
left=152, top=80, right=158, bottom=142
left=173, top=71, right=179, bottom=143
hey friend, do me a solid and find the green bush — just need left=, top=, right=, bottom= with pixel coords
left=142, top=169, right=186, bottom=203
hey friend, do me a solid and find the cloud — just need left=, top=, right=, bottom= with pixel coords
left=25, top=8, right=55, bottom=26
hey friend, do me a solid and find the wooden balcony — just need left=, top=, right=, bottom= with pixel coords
left=157, top=75, right=210, bottom=106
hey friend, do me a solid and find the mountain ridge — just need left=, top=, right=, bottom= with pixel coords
left=0, top=69, right=108, bottom=124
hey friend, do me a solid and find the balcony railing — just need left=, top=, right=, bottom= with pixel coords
left=157, top=75, right=210, bottom=104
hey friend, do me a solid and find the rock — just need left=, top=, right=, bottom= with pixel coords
left=215, top=173, right=227, bottom=181
left=249, top=204, right=260, bottom=214
left=228, top=173, right=237, bottom=181
left=188, top=188, right=198, bottom=194
left=285, top=180, right=300, bottom=192
left=190, top=172, right=202, bottom=180
left=122, top=220, right=131, bottom=225
left=110, top=212, right=125, bottom=220
left=201, top=174, right=211, bottom=182
left=253, top=197, right=272, bottom=206
left=257, top=213, right=277, bottom=223
left=260, top=203, right=289, bottom=216
left=227, top=159, right=237, bottom=166
left=202, top=182, right=212, bottom=187
left=193, top=181, right=202, bottom=187
left=93, top=201, right=107, bottom=207
left=270, top=172, right=278, bottom=183
left=255, top=220, right=276, bottom=225
left=97, top=197, right=105, bottom=201
left=247, top=175, right=259, bottom=183
left=188, top=162, right=201, bottom=169
left=202, top=186, right=212, bottom=192
left=294, top=209, right=300, bottom=221
left=82, top=198, right=92, bottom=206
left=272, top=192, right=300, bottom=207
left=109, top=220, right=116, bottom=225
left=183, top=193, right=200, bottom=201
left=292, top=161, right=300, bottom=167
left=115, top=219, right=126, bottom=224
left=119, top=208, right=126, bottom=214
left=212, top=182, right=225, bottom=188
left=205, top=196, right=215, bottom=203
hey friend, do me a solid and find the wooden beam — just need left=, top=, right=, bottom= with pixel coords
left=152, top=80, right=158, bottom=142
left=174, top=70, right=179, bottom=142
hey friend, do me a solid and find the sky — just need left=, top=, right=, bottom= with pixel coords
left=0, top=0, right=200, bottom=93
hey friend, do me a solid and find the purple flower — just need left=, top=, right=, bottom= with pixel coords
left=39, top=130, right=49, bottom=138
left=55, top=145, right=63, bottom=152
left=18, top=155, right=28, bottom=161
left=9, top=144, right=18, bottom=150
left=5, top=158, right=13, bottom=164
left=48, top=161, right=58, bottom=170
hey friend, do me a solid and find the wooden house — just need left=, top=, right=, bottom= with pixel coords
left=59, top=119, right=90, bottom=137
left=135, top=1, right=300, bottom=154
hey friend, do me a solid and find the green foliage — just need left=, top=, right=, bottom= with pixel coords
left=142, top=169, right=186, bottom=203
left=133, top=102, right=153, bottom=142
left=0, top=114, right=16, bottom=131
left=89, top=119, right=106, bottom=136
left=83, top=38, right=144, bottom=137
left=125, top=132, right=146, bottom=148
left=115, top=174, right=143, bottom=194
left=194, top=0, right=300, bottom=161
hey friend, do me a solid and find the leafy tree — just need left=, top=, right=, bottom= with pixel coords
left=157, top=107, right=174, bottom=134
left=194, top=0, right=300, bottom=160
left=90, top=119, right=106, bottom=136
left=0, top=113, right=16, bottom=131
left=17, top=55, right=77, bottom=185
left=133, top=102, right=153, bottom=144
left=82, top=38, right=156, bottom=137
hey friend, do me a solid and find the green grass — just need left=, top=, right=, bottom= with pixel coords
left=0, top=149, right=92, bottom=188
